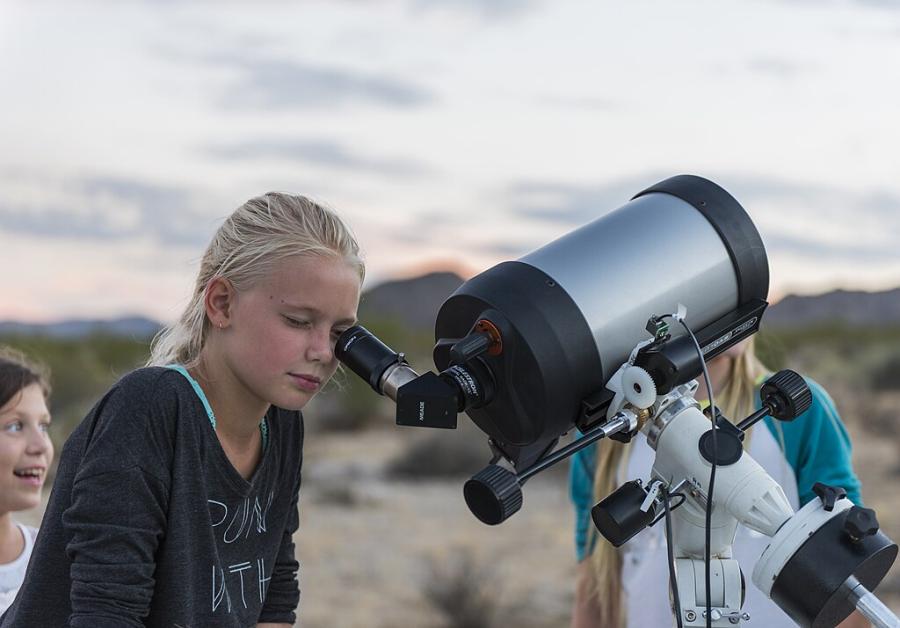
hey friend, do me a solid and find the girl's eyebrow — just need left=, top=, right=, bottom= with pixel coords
left=281, top=303, right=358, bottom=327
left=2, top=411, right=51, bottom=421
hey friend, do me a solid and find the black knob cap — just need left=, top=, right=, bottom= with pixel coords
left=464, top=464, right=523, bottom=525
left=760, top=370, right=812, bottom=420
left=844, top=506, right=880, bottom=543
left=812, top=482, right=847, bottom=512
left=449, top=332, right=493, bottom=365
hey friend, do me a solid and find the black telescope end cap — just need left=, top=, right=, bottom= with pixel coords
left=699, top=427, right=744, bottom=466
left=761, top=370, right=812, bottom=420
left=591, top=480, right=656, bottom=547
left=464, top=464, right=523, bottom=525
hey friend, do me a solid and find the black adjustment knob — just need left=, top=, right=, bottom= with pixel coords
left=812, top=482, right=847, bottom=512
left=760, top=370, right=813, bottom=420
left=844, top=506, right=880, bottom=543
left=449, top=332, right=493, bottom=365
left=464, top=464, right=523, bottom=525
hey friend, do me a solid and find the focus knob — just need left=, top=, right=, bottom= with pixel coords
left=844, top=506, right=880, bottom=543
left=760, top=369, right=812, bottom=420
left=464, top=464, right=523, bottom=525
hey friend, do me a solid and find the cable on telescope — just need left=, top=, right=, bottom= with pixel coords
left=677, top=319, right=718, bottom=628
left=663, top=486, right=685, bottom=628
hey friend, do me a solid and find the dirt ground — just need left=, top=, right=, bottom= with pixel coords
left=294, top=421, right=900, bottom=628
left=296, top=430, right=576, bottom=628
left=15, top=415, right=900, bottom=628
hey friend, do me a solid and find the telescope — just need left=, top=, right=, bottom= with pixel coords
left=336, top=175, right=899, bottom=627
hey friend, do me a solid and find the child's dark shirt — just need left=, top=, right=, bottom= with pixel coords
left=1, top=367, right=303, bottom=627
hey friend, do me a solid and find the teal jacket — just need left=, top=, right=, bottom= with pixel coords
left=569, top=378, right=862, bottom=561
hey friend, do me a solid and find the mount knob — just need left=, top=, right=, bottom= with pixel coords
left=760, top=369, right=812, bottom=420
left=464, top=464, right=523, bottom=525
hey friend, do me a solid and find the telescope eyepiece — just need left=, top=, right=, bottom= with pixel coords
left=335, top=325, right=405, bottom=394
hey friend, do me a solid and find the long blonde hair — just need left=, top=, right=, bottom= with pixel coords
left=147, top=192, right=364, bottom=368
left=586, top=339, right=768, bottom=626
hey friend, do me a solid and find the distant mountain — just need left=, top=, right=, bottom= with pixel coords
left=766, top=287, right=900, bottom=327
left=0, top=274, right=467, bottom=339
left=0, top=316, right=162, bottom=339
left=359, top=271, right=464, bottom=331
left=4, top=275, right=894, bottom=338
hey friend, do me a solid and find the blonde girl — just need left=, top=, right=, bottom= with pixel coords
left=569, top=339, right=866, bottom=627
left=2, top=193, right=363, bottom=628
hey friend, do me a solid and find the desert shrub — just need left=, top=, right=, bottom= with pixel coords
left=310, top=481, right=374, bottom=508
left=386, top=420, right=493, bottom=480
left=423, top=548, right=500, bottom=628
left=868, top=352, right=900, bottom=391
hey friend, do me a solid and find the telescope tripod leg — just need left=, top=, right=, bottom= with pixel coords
left=674, top=558, right=747, bottom=627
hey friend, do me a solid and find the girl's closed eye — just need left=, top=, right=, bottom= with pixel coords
left=331, top=328, right=348, bottom=342
left=283, top=315, right=313, bottom=329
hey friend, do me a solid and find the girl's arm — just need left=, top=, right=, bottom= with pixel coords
left=65, top=465, right=168, bottom=627
left=63, top=372, right=174, bottom=627
left=257, top=459, right=302, bottom=624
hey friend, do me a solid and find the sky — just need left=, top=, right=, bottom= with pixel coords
left=1, top=0, right=899, bottom=322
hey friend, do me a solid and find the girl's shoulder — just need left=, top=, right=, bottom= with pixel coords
left=63, top=367, right=202, bottom=485
left=113, top=365, right=188, bottom=395
left=72, top=367, right=200, bottom=450
left=100, top=366, right=197, bottom=415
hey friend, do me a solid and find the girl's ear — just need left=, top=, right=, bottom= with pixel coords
left=204, top=277, right=236, bottom=329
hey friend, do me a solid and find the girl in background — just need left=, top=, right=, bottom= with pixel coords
left=0, top=348, right=54, bottom=614
left=2, top=193, right=363, bottom=627
left=569, top=339, right=867, bottom=627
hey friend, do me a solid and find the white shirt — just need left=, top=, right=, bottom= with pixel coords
left=620, top=426, right=800, bottom=627
left=0, top=524, right=37, bottom=614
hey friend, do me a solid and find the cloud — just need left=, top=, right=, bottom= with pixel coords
left=725, top=175, right=900, bottom=227
left=0, top=176, right=213, bottom=248
left=536, top=95, right=619, bottom=111
left=507, top=173, right=671, bottom=224
left=210, top=52, right=434, bottom=111
left=763, top=232, right=900, bottom=262
left=747, top=57, right=809, bottom=79
left=205, top=139, right=430, bottom=178
left=408, top=0, right=542, bottom=19
left=509, top=172, right=900, bottom=228
left=506, top=171, right=900, bottom=268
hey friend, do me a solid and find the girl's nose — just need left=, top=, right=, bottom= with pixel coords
left=308, top=328, right=335, bottom=363
left=25, top=425, right=50, bottom=455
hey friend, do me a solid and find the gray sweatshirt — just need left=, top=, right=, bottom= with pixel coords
left=1, top=367, right=303, bottom=627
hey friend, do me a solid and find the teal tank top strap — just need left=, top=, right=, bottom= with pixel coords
left=165, top=364, right=269, bottom=451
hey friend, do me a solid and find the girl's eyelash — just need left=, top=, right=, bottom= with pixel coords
left=283, top=316, right=312, bottom=328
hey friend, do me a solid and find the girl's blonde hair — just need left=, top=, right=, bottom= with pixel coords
left=147, top=192, right=364, bottom=368
left=586, top=338, right=768, bottom=626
